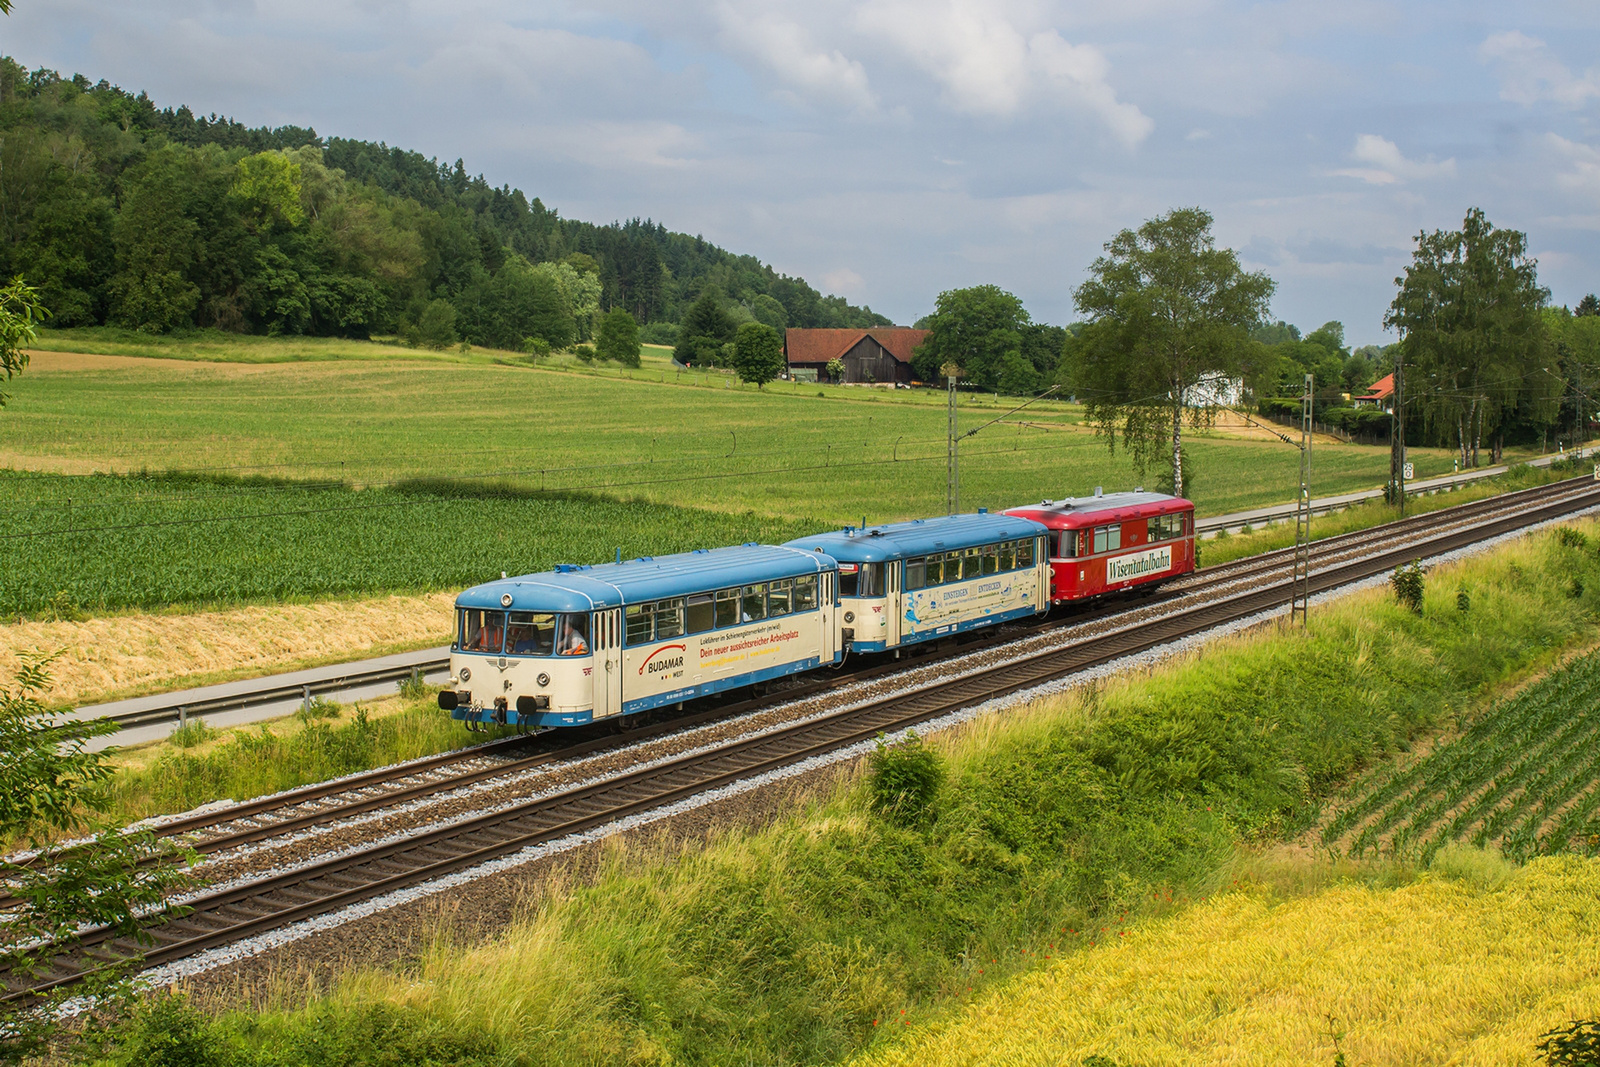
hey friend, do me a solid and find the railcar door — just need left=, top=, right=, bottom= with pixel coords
left=884, top=561, right=902, bottom=647
left=592, top=608, right=623, bottom=718
left=821, top=571, right=840, bottom=662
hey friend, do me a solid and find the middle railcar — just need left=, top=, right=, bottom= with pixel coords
left=439, top=544, right=841, bottom=729
left=784, top=511, right=1051, bottom=652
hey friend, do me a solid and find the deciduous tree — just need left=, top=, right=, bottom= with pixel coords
left=733, top=321, right=784, bottom=387
left=1385, top=208, right=1553, bottom=466
left=596, top=307, right=641, bottom=366
left=1067, top=207, right=1274, bottom=498
left=0, top=276, right=46, bottom=407
left=910, top=285, right=1029, bottom=389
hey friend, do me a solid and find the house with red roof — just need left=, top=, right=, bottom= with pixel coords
left=785, top=328, right=929, bottom=385
left=1353, top=373, right=1396, bottom=413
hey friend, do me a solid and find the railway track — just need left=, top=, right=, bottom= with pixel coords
left=7, top=474, right=1600, bottom=1002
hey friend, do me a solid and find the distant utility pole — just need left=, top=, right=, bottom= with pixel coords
left=1292, top=373, right=1313, bottom=626
left=945, top=364, right=960, bottom=514
left=1394, top=352, right=1407, bottom=516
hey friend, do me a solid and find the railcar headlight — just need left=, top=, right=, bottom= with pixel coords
left=843, top=611, right=855, bottom=624
left=537, top=672, right=551, bottom=687
left=501, top=593, right=513, bottom=607
left=459, top=666, right=472, bottom=682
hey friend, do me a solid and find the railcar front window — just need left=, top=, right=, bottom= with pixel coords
left=838, top=564, right=859, bottom=597
left=460, top=609, right=506, bottom=653
left=794, top=574, right=818, bottom=611
left=506, top=612, right=555, bottom=655
left=686, top=594, right=715, bottom=634
left=856, top=564, right=885, bottom=597
left=556, top=613, right=590, bottom=655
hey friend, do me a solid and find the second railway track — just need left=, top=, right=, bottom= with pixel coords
left=8, top=474, right=1600, bottom=1002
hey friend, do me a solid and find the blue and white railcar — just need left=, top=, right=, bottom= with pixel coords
left=784, top=511, right=1051, bottom=653
left=439, top=545, right=841, bottom=728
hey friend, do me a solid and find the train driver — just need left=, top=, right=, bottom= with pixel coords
left=557, top=615, right=590, bottom=656
left=471, top=613, right=503, bottom=653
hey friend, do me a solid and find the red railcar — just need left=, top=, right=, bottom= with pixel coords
left=1003, top=491, right=1195, bottom=604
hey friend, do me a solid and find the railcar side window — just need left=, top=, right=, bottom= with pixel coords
left=769, top=579, right=792, bottom=616
left=1017, top=538, right=1035, bottom=568
left=460, top=609, right=506, bottom=653
left=654, top=599, right=686, bottom=639
left=999, top=542, right=1016, bottom=569
left=742, top=584, right=768, bottom=622
left=715, top=589, right=740, bottom=628
left=905, top=559, right=926, bottom=590
left=625, top=604, right=653, bottom=646
left=686, top=593, right=715, bottom=634
left=794, top=574, right=818, bottom=611
left=959, top=549, right=980, bottom=581
left=506, top=612, right=555, bottom=655
left=981, top=545, right=999, bottom=575
left=925, top=555, right=944, bottom=585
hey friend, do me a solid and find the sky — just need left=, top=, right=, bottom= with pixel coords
left=4, top=1, right=1599, bottom=346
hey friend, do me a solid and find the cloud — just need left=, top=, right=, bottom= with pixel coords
left=1479, top=31, right=1600, bottom=109
left=711, top=3, right=876, bottom=111
left=851, top=0, right=1153, bottom=145
left=822, top=267, right=866, bottom=293
left=1332, top=134, right=1456, bottom=185
left=1545, top=133, right=1600, bottom=200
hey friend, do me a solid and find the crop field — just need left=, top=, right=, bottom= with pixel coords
left=0, top=470, right=820, bottom=617
left=3, top=348, right=1459, bottom=524
left=858, top=856, right=1600, bottom=1067
left=1323, top=641, right=1600, bottom=862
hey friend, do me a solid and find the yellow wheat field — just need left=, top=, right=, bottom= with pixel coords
left=859, top=856, right=1600, bottom=1067
left=0, top=593, right=455, bottom=707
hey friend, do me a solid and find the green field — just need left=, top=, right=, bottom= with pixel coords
left=0, top=335, right=1491, bottom=617
left=7, top=339, right=1458, bottom=522
left=0, top=470, right=820, bottom=617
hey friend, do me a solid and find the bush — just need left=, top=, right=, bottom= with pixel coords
left=1392, top=560, right=1425, bottom=613
left=868, top=730, right=945, bottom=825
left=639, top=321, right=679, bottom=346
left=1538, top=1019, right=1600, bottom=1066
left=1558, top=527, right=1590, bottom=550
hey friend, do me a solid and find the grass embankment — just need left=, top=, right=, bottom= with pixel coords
left=85, top=521, right=1600, bottom=1065
left=1199, top=460, right=1582, bottom=567
left=857, top=853, right=1600, bottom=1067
left=100, top=692, right=494, bottom=830
left=5, top=346, right=1456, bottom=523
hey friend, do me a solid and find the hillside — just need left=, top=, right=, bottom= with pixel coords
left=0, top=56, right=891, bottom=343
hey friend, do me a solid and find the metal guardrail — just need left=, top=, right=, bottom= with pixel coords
left=93, top=658, right=452, bottom=731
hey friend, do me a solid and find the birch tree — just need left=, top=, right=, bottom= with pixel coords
left=1067, top=207, right=1274, bottom=498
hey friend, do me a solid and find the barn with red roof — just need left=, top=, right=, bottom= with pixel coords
left=784, top=328, right=928, bottom=385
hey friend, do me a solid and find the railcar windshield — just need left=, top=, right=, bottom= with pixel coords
left=838, top=563, right=884, bottom=597
left=459, top=609, right=506, bottom=653
left=506, top=612, right=555, bottom=655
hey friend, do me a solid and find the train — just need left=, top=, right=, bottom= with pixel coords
left=438, top=491, right=1195, bottom=729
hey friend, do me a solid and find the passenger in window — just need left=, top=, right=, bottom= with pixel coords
left=558, top=615, right=590, bottom=656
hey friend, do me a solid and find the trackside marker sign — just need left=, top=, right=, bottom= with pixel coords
left=1106, top=545, right=1173, bottom=583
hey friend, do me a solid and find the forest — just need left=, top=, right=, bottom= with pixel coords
left=0, top=57, right=892, bottom=349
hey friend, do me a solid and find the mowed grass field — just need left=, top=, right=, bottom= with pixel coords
left=5, top=345, right=1459, bottom=522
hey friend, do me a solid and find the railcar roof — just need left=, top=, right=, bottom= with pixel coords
left=783, top=512, right=1049, bottom=564
left=455, top=544, right=835, bottom=613
left=1005, top=491, right=1193, bottom=529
